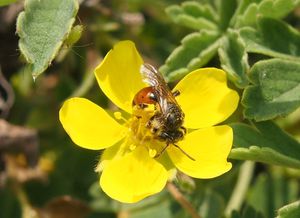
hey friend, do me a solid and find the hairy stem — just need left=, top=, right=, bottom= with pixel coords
left=167, top=182, right=201, bottom=218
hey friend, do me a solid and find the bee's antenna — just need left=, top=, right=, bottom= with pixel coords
left=154, top=143, right=195, bottom=161
left=154, top=143, right=169, bottom=159
left=173, top=144, right=195, bottom=161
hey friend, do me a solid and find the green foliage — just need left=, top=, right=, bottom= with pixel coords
left=230, top=206, right=265, bottom=218
left=246, top=170, right=299, bottom=218
left=0, top=0, right=18, bottom=6
left=234, top=0, right=299, bottom=27
left=2, top=0, right=299, bottom=218
left=242, top=59, right=300, bottom=121
left=0, top=189, right=21, bottom=218
left=159, top=30, right=220, bottom=81
left=165, top=1, right=218, bottom=31
left=230, top=121, right=300, bottom=168
left=218, top=29, right=249, bottom=88
left=240, top=18, right=300, bottom=60
left=16, top=0, right=79, bottom=78
left=276, top=201, right=300, bottom=218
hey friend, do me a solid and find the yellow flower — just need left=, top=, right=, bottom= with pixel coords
left=59, top=41, right=239, bottom=203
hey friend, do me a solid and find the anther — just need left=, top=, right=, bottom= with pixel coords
left=129, top=144, right=137, bottom=151
left=114, top=112, right=127, bottom=122
left=149, top=149, right=157, bottom=158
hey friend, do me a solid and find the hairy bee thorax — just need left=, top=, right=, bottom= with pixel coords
left=146, top=103, right=185, bottom=143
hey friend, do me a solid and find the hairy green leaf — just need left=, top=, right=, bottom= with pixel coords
left=230, top=121, right=300, bottom=168
left=242, top=59, right=300, bottom=121
left=16, top=0, right=79, bottom=78
left=230, top=0, right=260, bottom=26
left=276, top=201, right=300, bottom=218
left=218, top=0, right=237, bottom=30
left=0, top=0, right=18, bottom=6
left=240, top=18, right=300, bottom=60
left=160, top=31, right=220, bottom=82
left=218, top=29, right=249, bottom=88
left=166, top=1, right=218, bottom=30
left=235, top=0, right=299, bottom=27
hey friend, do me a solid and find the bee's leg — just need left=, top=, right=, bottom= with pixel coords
left=173, top=144, right=195, bottom=161
left=172, top=90, right=180, bottom=97
left=146, top=114, right=155, bottom=128
left=154, top=142, right=169, bottom=159
left=180, top=126, right=186, bottom=134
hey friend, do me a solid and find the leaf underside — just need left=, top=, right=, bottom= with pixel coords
left=17, top=0, right=79, bottom=78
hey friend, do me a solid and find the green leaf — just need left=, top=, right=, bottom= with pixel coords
left=166, top=1, right=218, bottom=30
left=247, top=174, right=272, bottom=217
left=276, top=201, right=300, bottom=218
left=247, top=170, right=299, bottom=218
left=241, top=205, right=265, bottom=218
left=230, top=206, right=265, bottom=218
left=197, top=189, right=225, bottom=218
left=160, top=31, right=220, bottom=82
left=124, top=191, right=173, bottom=218
left=218, top=0, right=237, bottom=30
left=230, top=0, right=260, bottom=26
left=242, top=59, right=300, bottom=121
left=240, top=18, right=300, bottom=60
left=218, top=29, right=249, bottom=88
left=230, top=121, right=300, bottom=168
left=16, top=0, right=79, bottom=78
left=235, top=0, right=299, bottom=27
left=0, top=0, right=18, bottom=6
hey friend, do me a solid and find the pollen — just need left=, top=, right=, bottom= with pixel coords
left=121, top=105, right=164, bottom=158
left=149, top=149, right=157, bottom=158
left=114, top=111, right=123, bottom=120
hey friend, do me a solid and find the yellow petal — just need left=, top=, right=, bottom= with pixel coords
left=167, top=125, right=233, bottom=179
left=173, top=68, right=239, bottom=129
left=59, top=97, right=126, bottom=150
left=94, top=41, right=145, bottom=114
left=100, top=146, right=168, bottom=203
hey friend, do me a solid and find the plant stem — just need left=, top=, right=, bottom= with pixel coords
left=224, top=161, right=255, bottom=217
left=167, top=182, right=201, bottom=218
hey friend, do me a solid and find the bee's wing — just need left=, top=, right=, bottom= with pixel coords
left=140, top=63, right=179, bottom=114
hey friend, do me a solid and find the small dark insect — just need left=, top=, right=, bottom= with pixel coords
left=133, top=63, right=194, bottom=160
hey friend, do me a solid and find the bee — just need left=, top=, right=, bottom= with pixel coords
left=133, top=63, right=194, bottom=160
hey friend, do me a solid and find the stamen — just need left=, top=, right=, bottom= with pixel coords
left=129, top=144, right=136, bottom=151
left=114, top=112, right=127, bottom=122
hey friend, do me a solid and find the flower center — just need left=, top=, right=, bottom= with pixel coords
left=116, top=105, right=166, bottom=158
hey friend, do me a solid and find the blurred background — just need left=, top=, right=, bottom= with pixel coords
left=0, top=0, right=300, bottom=218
